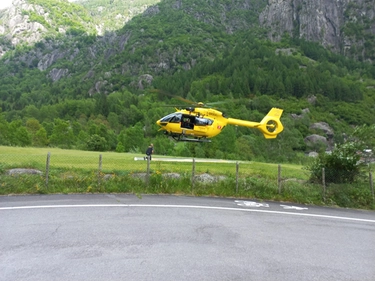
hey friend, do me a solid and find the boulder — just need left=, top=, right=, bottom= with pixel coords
left=310, top=122, right=334, bottom=137
left=304, top=134, right=328, bottom=145
left=7, top=168, right=43, bottom=175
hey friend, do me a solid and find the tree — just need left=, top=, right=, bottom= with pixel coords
left=0, top=115, right=9, bottom=145
left=235, top=135, right=254, bottom=160
left=15, top=126, right=32, bottom=147
left=49, top=119, right=75, bottom=148
left=76, top=130, right=89, bottom=150
left=306, top=142, right=362, bottom=184
left=351, top=124, right=375, bottom=151
left=34, top=127, right=49, bottom=147
left=26, top=118, right=41, bottom=134
left=122, top=124, right=145, bottom=152
left=116, top=141, right=125, bottom=152
left=8, top=120, right=32, bottom=146
left=305, top=125, right=375, bottom=184
left=26, top=118, right=42, bottom=146
left=86, top=134, right=108, bottom=151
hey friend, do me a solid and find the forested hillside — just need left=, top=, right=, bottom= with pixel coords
left=0, top=0, right=375, bottom=163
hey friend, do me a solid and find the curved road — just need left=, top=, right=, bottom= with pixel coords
left=1, top=194, right=375, bottom=281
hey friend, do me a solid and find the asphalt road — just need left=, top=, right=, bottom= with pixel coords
left=1, top=194, right=375, bottom=281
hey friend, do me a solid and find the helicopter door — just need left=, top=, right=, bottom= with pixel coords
left=181, top=116, right=194, bottom=129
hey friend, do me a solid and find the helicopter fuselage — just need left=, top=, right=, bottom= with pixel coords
left=156, top=108, right=226, bottom=141
left=156, top=106, right=284, bottom=142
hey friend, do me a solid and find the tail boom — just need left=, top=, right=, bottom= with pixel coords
left=227, top=108, right=284, bottom=139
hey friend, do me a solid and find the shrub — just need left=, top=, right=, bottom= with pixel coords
left=306, top=142, right=363, bottom=184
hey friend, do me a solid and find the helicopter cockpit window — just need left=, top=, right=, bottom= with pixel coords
left=170, top=113, right=182, bottom=123
left=195, top=117, right=213, bottom=126
left=160, top=113, right=178, bottom=123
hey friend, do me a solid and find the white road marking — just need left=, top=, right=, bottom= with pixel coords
left=280, top=205, right=308, bottom=210
left=235, top=200, right=269, bottom=208
left=0, top=204, right=374, bottom=223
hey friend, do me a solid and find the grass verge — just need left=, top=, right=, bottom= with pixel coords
left=0, top=146, right=374, bottom=210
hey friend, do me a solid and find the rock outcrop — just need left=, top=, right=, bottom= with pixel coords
left=304, top=134, right=329, bottom=146
left=259, top=0, right=375, bottom=60
left=310, top=122, right=334, bottom=137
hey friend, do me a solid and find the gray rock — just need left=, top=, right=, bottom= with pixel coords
left=310, top=122, right=334, bottom=136
left=7, top=168, right=43, bottom=175
left=137, top=74, right=153, bottom=90
left=259, top=0, right=374, bottom=60
left=307, top=96, right=317, bottom=105
left=194, top=173, right=227, bottom=183
left=103, top=174, right=114, bottom=180
left=48, top=68, right=69, bottom=82
left=259, top=0, right=350, bottom=53
left=301, top=108, right=310, bottom=114
left=163, top=173, right=181, bottom=179
left=308, top=151, right=319, bottom=157
left=304, top=134, right=328, bottom=145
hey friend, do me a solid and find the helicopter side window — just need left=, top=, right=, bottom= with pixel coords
left=195, top=117, right=213, bottom=126
left=181, top=116, right=194, bottom=129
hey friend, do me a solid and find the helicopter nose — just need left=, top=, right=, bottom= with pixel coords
left=156, top=120, right=161, bottom=126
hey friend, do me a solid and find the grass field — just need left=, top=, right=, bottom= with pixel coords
left=1, top=146, right=373, bottom=210
left=0, top=146, right=309, bottom=180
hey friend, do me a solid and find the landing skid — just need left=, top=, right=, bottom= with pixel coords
left=171, top=135, right=211, bottom=143
left=180, top=136, right=211, bottom=143
left=165, top=131, right=211, bottom=143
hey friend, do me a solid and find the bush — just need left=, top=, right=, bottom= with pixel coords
left=86, top=134, right=108, bottom=151
left=306, top=142, right=363, bottom=184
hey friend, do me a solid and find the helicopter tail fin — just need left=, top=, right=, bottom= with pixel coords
left=257, top=108, right=284, bottom=139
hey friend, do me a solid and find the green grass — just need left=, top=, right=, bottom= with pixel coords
left=0, top=146, right=309, bottom=179
left=0, top=146, right=373, bottom=210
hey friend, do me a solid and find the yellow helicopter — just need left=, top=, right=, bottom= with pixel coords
left=156, top=101, right=284, bottom=142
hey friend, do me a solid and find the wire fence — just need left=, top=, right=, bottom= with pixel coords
left=0, top=152, right=374, bottom=208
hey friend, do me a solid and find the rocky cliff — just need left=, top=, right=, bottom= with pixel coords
left=0, top=0, right=154, bottom=58
left=260, top=0, right=375, bottom=61
left=2, top=0, right=375, bottom=62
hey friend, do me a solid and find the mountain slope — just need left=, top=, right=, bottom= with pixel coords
left=0, top=0, right=374, bottom=161
left=0, top=0, right=269, bottom=96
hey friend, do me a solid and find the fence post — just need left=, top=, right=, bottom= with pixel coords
left=146, top=157, right=150, bottom=186
left=369, top=171, right=374, bottom=204
left=278, top=164, right=281, bottom=194
left=191, top=158, right=196, bottom=193
left=98, top=154, right=102, bottom=187
left=322, top=168, right=326, bottom=202
left=236, top=161, right=239, bottom=194
left=45, top=152, right=51, bottom=189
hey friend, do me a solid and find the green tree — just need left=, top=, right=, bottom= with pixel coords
left=116, top=141, right=125, bottom=152
left=15, top=126, right=32, bottom=147
left=307, top=142, right=362, bottom=184
left=76, top=130, right=89, bottom=150
left=0, top=115, right=9, bottom=145
left=34, top=127, right=49, bottom=147
left=49, top=119, right=75, bottom=148
left=122, top=124, right=144, bottom=152
left=86, top=134, right=108, bottom=151
left=235, top=135, right=254, bottom=160
left=8, top=120, right=32, bottom=146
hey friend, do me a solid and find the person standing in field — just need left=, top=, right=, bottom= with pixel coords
left=145, top=143, right=154, bottom=160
